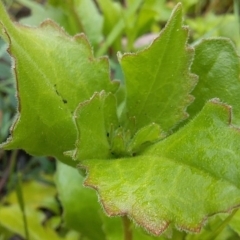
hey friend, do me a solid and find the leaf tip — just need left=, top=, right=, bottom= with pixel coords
left=170, top=2, right=183, bottom=21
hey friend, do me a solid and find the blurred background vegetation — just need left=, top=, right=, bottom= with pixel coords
left=0, top=0, right=239, bottom=239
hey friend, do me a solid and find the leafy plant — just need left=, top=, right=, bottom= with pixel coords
left=0, top=1, right=240, bottom=239
left=11, top=0, right=173, bottom=54
left=0, top=177, right=61, bottom=240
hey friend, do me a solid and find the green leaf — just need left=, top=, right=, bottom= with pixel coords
left=65, top=231, right=81, bottom=240
left=0, top=2, right=118, bottom=166
left=17, top=0, right=66, bottom=29
left=5, top=179, right=59, bottom=214
left=119, top=3, right=197, bottom=134
left=188, top=38, right=240, bottom=125
left=126, top=122, right=163, bottom=154
left=56, top=162, right=166, bottom=240
left=56, top=161, right=168, bottom=240
left=100, top=214, right=124, bottom=240
left=71, top=87, right=160, bottom=159
left=0, top=205, right=63, bottom=240
left=81, top=100, right=240, bottom=235
left=18, top=0, right=104, bottom=45
left=55, top=161, right=106, bottom=240
left=72, top=91, right=119, bottom=161
left=126, top=0, right=172, bottom=45
left=96, top=0, right=143, bottom=56
left=186, top=13, right=240, bottom=51
left=96, top=0, right=122, bottom=35
left=228, top=210, right=240, bottom=236
left=67, top=0, right=103, bottom=45
left=0, top=225, right=13, bottom=240
left=186, top=213, right=239, bottom=240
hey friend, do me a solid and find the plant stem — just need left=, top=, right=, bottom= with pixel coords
left=122, top=216, right=132, bottom=240
left=96, top=0, right=143, bottom=56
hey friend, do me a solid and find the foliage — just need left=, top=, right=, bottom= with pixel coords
left=11, top=0, right=240, bottom=53
left=0, top=0, right=240, bottom=239
left=0, top=176, right=62, bottom=240
left=11, top=0, right=173, bottom=54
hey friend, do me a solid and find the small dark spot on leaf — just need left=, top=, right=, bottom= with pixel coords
left=63, top=99, right=67, bottom=104
left=106, top=132, right=109, bottom=137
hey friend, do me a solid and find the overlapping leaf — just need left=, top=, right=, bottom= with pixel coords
left=81, top=100, right=240, bottom=235
left=72, top=91, right=119, bottom=161
left=0, top=2, right=118, bottom=166
left=119, top=3, right=197, bottom=134
left=55, top=161, right=105, bottom=240
left=188, top=38, right=240, bottom=124
left=1, top=1, right=240, bottom=238
left=56, top=162, right=169, bottom=240
left=72, top=90, right=163, bottom=158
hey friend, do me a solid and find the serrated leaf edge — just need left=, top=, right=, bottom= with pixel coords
left=0, top=4, right=118, bottom=155
left=79, top=99, right=240, bottom=236
left=117, top=2, right=198, bottom=132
